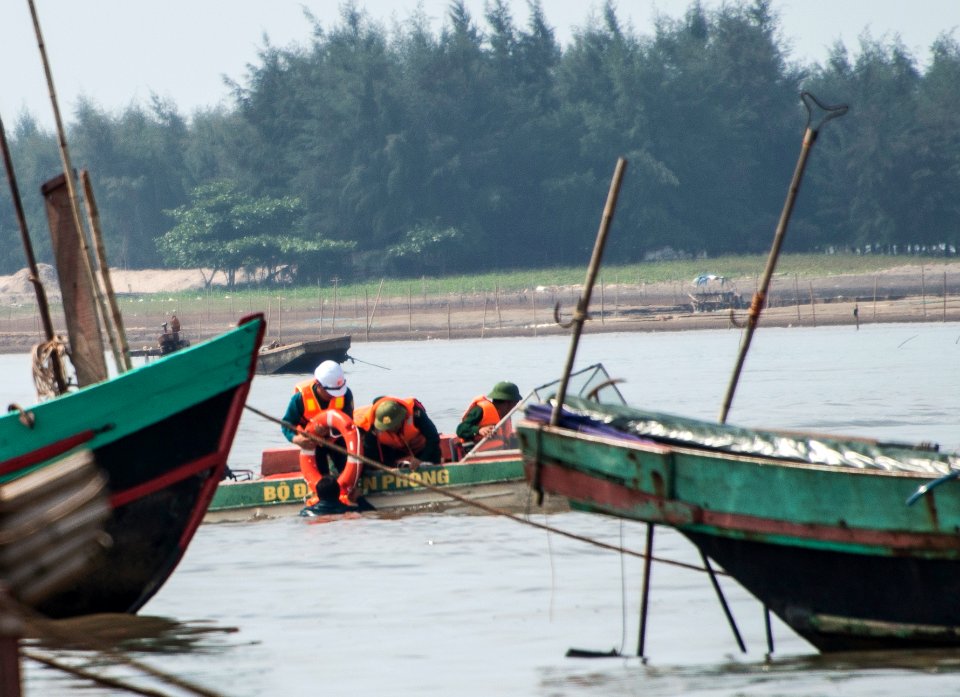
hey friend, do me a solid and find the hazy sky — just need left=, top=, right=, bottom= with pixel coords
left=2, top=0, right=958, bottom=128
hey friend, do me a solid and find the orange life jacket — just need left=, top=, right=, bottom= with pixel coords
left=295, top=378, right=346, bottom=424
left=354, top=397, right=428, bottom=456
left=298, top=409, right=363, bottom=505
left=461, top=395, right=514, bottom=449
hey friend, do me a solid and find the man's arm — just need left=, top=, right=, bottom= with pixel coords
left=456, top=405, right=484, bottom=441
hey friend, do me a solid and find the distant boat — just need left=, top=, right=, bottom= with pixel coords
left=520, top=398, right=960, bottom=652
left=1, top=314, right=265, bottom=617
left=256, top=335, right=351, bottom=374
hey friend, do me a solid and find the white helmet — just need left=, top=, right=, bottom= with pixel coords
left=314, top=360, right=347, bottom=396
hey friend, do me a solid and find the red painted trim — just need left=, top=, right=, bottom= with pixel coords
left=110, top=451, right=221, bottom=509
left=0, top=430, right=96, bottom=477
left=179, top=316, right=264, bottom=548
left=525, top=460, right=700, bottom=526
left=527, top=459, right=960, bottom=551
left=700, top=509, right=960, bottom=551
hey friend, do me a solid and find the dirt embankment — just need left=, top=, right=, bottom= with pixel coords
left=1, top=263, right=959, bottom=353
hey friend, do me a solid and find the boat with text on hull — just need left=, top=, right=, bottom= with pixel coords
left=208, top=363, right=621, bottom=521
left=520, top=398, right=960, bottom=652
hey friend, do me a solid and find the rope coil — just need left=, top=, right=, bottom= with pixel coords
left=31, top=337, right=69, bottom=400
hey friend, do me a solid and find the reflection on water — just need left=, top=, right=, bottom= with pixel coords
left=14, top=323, right=960, bottom=695
left=24, top=613, right=238, bottom=654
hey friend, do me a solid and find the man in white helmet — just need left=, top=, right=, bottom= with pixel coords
left=281, top=360, right=355, bottom=476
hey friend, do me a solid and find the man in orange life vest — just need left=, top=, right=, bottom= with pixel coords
left=354, top=397, right=441, bottom=468
left=456, top=381, right=521, bottom=450
left=281, top=360, right=354, bottom=477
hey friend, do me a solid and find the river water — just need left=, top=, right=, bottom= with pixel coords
left=13, top=321, right=960, bottom=696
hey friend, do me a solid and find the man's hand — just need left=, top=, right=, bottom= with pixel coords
left=398, top=457, right=422, bottom=471
left=478, top=425, right=496, bottom=438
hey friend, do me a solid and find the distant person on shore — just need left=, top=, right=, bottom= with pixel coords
left=457, top=381, right=522, bottom=451
left=281, top=360, right=354, bottom=479
left=353, top=397, right=440, bottom=468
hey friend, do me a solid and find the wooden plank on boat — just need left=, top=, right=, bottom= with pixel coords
left=41, top=173, right=108, bottom=387
left=256, top=335, right=351, bottom=374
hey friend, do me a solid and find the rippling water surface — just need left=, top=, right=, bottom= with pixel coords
left=14, top=321, right=960, bottom=695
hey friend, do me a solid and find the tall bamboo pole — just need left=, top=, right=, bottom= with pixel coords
left=0, top=114, right=67, bottom=394
left=28, top=0, right=115, bottom=376
left=80, top=170, right=130, bottom=371
left=550, top=157, right=628, bottom=427
left=718, top=92, right=847, bottom=424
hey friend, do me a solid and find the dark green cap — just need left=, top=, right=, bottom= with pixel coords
left=488, top=381, right=521, bottom=402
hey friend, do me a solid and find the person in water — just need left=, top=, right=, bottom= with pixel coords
left=300, top=475, right=360, bottom=517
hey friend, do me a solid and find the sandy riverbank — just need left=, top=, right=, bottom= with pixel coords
left=1, top=263, right=959, bottom=353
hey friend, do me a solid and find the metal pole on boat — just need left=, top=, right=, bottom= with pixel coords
left=550, top=157, right=627, bottom=428
left=0, top=115, right=68, bottom=395
left=718, top=92, right=847, bottom=424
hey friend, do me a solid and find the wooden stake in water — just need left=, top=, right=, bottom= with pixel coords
left=718, top=92, right=847, bottom=424
left=550, top=157, right=628, bottom=427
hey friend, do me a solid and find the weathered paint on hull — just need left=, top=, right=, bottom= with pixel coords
left=1, top=315, right=264, bottom=618
left=519, top=421, right=960, bottom=651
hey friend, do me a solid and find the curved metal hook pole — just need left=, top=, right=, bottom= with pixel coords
left=718, top=92, right=848, bottom=424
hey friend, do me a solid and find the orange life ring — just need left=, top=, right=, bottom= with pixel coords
left=297, top=409, right=364, bottom=504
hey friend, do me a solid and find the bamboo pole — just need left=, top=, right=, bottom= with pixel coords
left=481, top=297, right=488, bottom=338
left=793, top=274, right=801, bottom=322
left=367, top=278, right=385, bottom=336
left=921, top=266, right=927, bottom=318
left=718, top=92, right=846, bottom=424
left=600, top=278, right=605, bottom=324
left=809, top=283, right=817, bottom=327
left=550, top=157, right=627, bottom=427
left=532, top=292, right=537, bottom=337
left=0, top=113, right=67, bottom=394
left=80, top=170, right=130, bottom=371
left=332, top=279, right=338, bottom=332
left=28, top=0, right=114, bottom=376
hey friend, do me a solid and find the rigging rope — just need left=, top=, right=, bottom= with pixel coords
left=245, top=404, right=726, bottom=577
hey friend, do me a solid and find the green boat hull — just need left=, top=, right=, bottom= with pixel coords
left=519, top=401, right=960, bottom=651
left=1, top=314, right=264, bottom=617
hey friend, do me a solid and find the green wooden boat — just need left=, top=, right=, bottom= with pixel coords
left=519, top=397, right=960, bottom=652
left=0, top=314, right=265, bottom=617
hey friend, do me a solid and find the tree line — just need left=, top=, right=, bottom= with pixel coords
left=1, top=0, right=958, bottom=285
